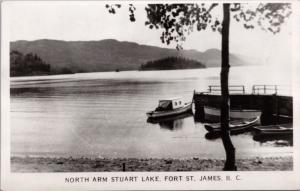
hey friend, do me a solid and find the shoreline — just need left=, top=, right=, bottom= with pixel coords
left=11, top=156, right=293, bottom=172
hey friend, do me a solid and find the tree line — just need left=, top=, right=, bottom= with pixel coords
left=10, top=50, right=73, bottom=77
left=140, top=56, right=206, bottom=71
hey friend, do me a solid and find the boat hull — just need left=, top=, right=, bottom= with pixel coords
left=147, top=112, right=192, bottom=124
left=204, top=117, right=260, bottom=134
left=253, top=124, right=293, bottom=136
left=204, top=106, right=262, bottom=122
left=147, top=102, right=192, bottom=118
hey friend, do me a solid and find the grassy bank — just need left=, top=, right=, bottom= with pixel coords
left=11, top=156, right=292, bottom=172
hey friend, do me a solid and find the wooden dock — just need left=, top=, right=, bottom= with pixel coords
left=193, top=85, right=293, bottom=125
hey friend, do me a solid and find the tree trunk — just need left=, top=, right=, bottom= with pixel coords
left=220, top=3, right=237, bottom=171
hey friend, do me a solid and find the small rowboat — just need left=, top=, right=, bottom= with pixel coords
left=147, top=97, right=192, bottom=118
left=253, top=124, right=293, bottom=136
left=204, top=106, right=262, bottom=122
left=204, top=116, right=260, bottom=134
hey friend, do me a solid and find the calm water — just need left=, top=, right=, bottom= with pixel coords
left=11, top=66, right=293, bottom=159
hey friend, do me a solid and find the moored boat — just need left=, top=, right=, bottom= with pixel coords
left=253, top=124, right=293, bottom=136
left=147, top=112, right=193, bottom=131
left=147, top=97, right=192, bottom=118
left=147, top=111, right=192, bottom=124
left=204, top=116, right=260, bottom=134
left=204, top=106, right=262, bottom=121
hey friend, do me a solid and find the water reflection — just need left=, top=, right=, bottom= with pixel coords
left=205, top=132, right=221, bottom=140
left=147, top=112, right=193, bottom=131
left=193, top=107, right=206, bottom=123
left=204, top=131, right=254, bottom=140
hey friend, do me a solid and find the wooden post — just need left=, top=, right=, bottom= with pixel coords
left=275, top=94, right=279, bottom=124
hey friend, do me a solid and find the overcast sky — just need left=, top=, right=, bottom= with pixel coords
left=6, top=1, right=293, bottom=67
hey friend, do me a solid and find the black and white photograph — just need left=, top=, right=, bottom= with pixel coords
left=1, top=1, right=300, bottom=190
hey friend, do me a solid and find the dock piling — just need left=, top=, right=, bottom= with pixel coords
left=122, top=163, right=126, bottom=172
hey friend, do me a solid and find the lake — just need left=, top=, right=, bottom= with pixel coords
left=10, top=66, right=293, bottom=159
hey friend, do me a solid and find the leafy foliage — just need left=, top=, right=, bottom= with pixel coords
left=106, top=3, right=291, bottom=49
left=144, top=4, right=219, bottom=49
left=106, top=4, right=136, bottom=22
left=231, top=3, right=292, bottom=34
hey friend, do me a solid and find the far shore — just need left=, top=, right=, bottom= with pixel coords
left=10, top=65, right=251, bottom=78
left=11, top=156, right=292, bottom=172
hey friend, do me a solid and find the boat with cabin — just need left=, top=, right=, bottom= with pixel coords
left=147, top=97, right=192, bottom=118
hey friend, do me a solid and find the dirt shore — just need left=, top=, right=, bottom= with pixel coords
left=11, top=156, right=292, bottom=172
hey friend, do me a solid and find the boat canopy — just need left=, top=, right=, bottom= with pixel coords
left=158, top=97, right=184, bottom=110
left=159, top=97, right=183, bottom=102
left=158, top=100, right=172, bottom=109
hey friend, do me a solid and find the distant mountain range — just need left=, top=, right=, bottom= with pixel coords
left=10, top=39, right=248, bottom=73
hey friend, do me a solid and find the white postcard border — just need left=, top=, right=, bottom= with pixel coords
left=1, top=1, right=300, bottom=190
